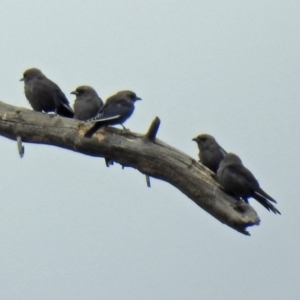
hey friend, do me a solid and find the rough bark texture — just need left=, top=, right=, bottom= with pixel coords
left=0, top=101, right=260, bottom=235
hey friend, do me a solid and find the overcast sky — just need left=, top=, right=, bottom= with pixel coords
left=0, top=1, right=299, bottom=299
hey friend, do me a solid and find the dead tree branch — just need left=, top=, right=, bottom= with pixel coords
left=0, top=101, right=260, bottom=235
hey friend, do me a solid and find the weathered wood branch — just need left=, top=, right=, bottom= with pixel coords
left=0, top=101, right=260, bottom=235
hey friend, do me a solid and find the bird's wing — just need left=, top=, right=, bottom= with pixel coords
left=219, top=146, right=227, bottom=157
left=52, top=86, right=74, bottom=116
left=231, top=164, right=277, bottom=203
left=224, top=164, right=259, bottom=188
left=89, top=100, right=133, bottom=123
left=228, top=164, right=278, bottom=206
left=38, top=78, right=67, bottom=104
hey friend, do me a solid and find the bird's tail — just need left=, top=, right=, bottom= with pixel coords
left=255, top=187, right=277, bottom=203
left=253, top=193, right=281, bottom=215
left=57, top=103, right=74, bottom=118
left=84, top=122, right=104, bottom=138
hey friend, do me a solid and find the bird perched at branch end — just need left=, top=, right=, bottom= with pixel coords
left=217, top=153, right=281, bottom=214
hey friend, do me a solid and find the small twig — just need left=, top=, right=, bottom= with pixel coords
left=146, top=175, right=151, bottom=187
left=16, top=136, right=24, bottom=158
left=144, top=117, right=161, bottom=140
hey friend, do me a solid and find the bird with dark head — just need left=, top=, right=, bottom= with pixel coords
left=192, top=134, right=227, bottom=173
left=84, top=90, right=142, bottom=138
left=20, top=68, right=74, bottom=118
left=71, top=85, right=103, bottom=120
left=217, top=153, right=281, bottom=214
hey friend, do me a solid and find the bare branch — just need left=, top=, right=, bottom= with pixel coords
left=0, top=101, right=260, bottom=235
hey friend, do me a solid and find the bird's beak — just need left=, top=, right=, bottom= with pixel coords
left=192, top=137, right=197, bottom=141
left=135, top=96, right=142, bottom=101
left=20, top=78, right=24, bottom=82
left=70, top=91, right=78, bottom=95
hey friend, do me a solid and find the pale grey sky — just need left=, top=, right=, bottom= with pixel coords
left=0, top=1, right=299, bottom=299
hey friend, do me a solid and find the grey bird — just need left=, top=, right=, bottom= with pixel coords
left=20, top=68, right=74, bottom=118
left=84, top=90, right=141, bottom=138
left=192, top=134, right=227, bottom=173
left=71, top=86, right=103, bottom=120
left=217, top=153, right=281, bottom=214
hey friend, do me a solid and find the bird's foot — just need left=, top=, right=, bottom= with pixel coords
left=47, top=110, right=58, bottom=118
left=121, top=125, right=131, bottom=133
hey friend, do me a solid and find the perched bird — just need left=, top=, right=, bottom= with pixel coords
left=20, top=68, right=74, bottom=118
left=71, top=85, right=103, bottom=120
left=217, top=153, right=281, bottom=214
left=84, top=90, right=141, bottom=138
left=192, top=134, right=227, bottom=173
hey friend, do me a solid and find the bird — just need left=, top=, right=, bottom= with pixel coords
left=20, top=68, right=74, bottom=118
left=84, top=90, right=142, bottom=138
left=217, top=153, right=281, bottom=214
left=192, top=134, right=227, bottom=173
left=71, top=85, right=103, bottom=120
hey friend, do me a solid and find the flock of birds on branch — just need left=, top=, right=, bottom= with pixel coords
left=19, top=68, right=281, bottom=215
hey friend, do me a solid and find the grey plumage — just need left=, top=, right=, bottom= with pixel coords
left=71, top=86, right=103, bottom=120
left=192, top=134, right=227, bottom=173
left=20, top=68, right=74, bottom=118
left=84, top=90, right=141, bottom=138
left=217, top=153, right=281, bottom=214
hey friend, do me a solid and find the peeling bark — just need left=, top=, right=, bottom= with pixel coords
left=0, top=101, right=260, bottom=235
